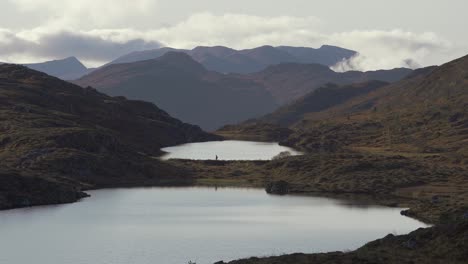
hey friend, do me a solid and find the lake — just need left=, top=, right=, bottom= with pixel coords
left=160, top=140, right=302, bottom=160
left=0, top=187, right=428, bottom=264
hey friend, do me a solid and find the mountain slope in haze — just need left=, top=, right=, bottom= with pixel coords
left=216, top=81, right=389, bottom=140
left=277, top=45, right=356, bottom=66
left=24, top=57, right=92, bottom=80
left=105, top=47, right=182, bottom=66
left=257, top=80, right=390, bottom=126
left=106, top=45, right=357, bottom=74
left=76, top=52, right=279, bottom=131
left=247, top=63, right=412, bottom=104
left=0, top=64, right=218, bottom=210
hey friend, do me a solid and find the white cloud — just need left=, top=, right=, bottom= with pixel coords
left=8, top=0, right=159, bottom=30
left=0, top=29, right=162, bottom=66
left=328, top=30, right=453, bottom=71
left=145, top=13, right=323, bottom=49
left=0, top=12, right=463, bottom=70
left=145, top=14, right=459, bottom=71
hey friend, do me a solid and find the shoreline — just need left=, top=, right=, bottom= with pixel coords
left=1, top=155, right=466, bottom=264
left=0, top=174, right=436, bottom=225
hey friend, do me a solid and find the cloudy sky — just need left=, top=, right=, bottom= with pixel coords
left=0, top=0, right=467, bottom=70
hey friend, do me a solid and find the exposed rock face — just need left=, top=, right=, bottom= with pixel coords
left=0, top=64, right=219, bottom=210
left=265, top=180, right=290, bottom=195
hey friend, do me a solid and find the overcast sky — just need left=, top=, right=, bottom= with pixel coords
left=0, top=0, right=467, bottom=70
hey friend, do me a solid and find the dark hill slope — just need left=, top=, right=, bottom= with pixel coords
left=76, top=52, right=278, bottom=131
left=0, top=64, right=218, bottom=210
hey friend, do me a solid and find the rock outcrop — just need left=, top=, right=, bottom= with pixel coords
left=265, top=180, right=290, bottom=195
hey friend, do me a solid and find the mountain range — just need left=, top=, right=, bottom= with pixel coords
left=76, top=52, right=279, bottom=131
left=16, top=44, right=356, bottom=81
left=76, top=52, right=412, bottom=130
left=107, top=45, right=357, bottom=74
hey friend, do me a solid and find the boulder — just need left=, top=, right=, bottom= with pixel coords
left=265, top=180, right=290, bottom=195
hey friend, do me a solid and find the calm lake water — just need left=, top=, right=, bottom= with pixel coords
left=0, top=187, right=427, bottom=264
left=160, top=140, right=302, bottom=160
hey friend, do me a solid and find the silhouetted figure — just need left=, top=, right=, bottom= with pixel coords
left=215, top=155, right=218, bottom=160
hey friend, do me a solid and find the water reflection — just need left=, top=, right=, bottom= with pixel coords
left=160, top=140, right=302, bottom=160
left=0, top=187, right=428, bottom=264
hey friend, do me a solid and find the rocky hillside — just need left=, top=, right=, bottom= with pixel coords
left=0, top=64, right=219, bottom=210
left=76, top=52, right=279, bottom=131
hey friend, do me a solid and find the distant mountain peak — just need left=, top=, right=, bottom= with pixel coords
left=23, top=56, right=90, bottom=80
left=158, top=51, right=194, bottom=61
left=107, top=45, right=358, bottom=74
left=193, top=45, right=234, bottom=51
left=63, top=56, right=80, bottom=62
left=156, top=51, right=207, bottom=74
